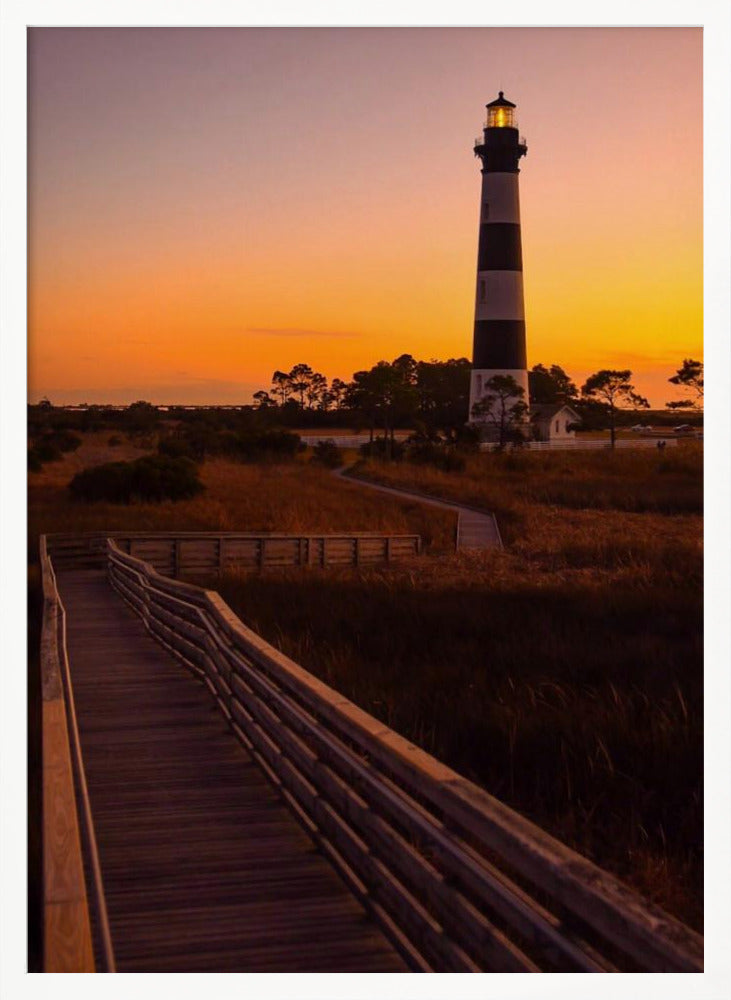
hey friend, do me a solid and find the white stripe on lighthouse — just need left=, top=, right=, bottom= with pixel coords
left=480, top=172, right=521, bottom=224
left=475, top=271, right=525, bottom=321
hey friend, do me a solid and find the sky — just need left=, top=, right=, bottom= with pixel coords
left=27, top=27, right=703, bottom=407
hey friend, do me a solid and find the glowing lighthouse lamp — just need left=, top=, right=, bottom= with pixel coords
left=468, top=92, right=529, bottom=438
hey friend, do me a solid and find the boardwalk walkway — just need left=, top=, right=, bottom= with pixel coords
left=335, top=468, right=502, bottom=551
left=56, top=570, right=407, bottom=972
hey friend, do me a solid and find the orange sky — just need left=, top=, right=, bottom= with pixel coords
left=28, top=27, right=702, bottom=407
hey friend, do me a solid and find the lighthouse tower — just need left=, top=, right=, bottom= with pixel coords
left=468, top=93, right=529, bottom=432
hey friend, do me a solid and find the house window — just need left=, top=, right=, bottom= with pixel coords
left=483, top=203, right=489, bottom=221
left=479, top=280, right=486, bottom=302
left=476, top=375, right=482, bottom=395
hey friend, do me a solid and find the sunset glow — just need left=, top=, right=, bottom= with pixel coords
left=28, top=27, right=702, bottom=407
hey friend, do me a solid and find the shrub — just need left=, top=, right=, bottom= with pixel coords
left=158, top=435, right=198, bottom=461
left=359, top=438, right=405, bottom=461
left=28, top=449, right=43, bottom=473
left=107, top=435, right=122, bottom=447
left=69, top=455, right=204, bottom=504
left=43, top=430, right=82, bottom=453
left=310, top=439, right=343, bottom=468
left=407, top=442, right=466, bottom=473
left=30, top=441, right=62, bottom=464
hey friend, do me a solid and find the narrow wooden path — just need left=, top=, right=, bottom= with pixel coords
left=335, top=467, right=502, bottom=551
left=56, top=570, right=408, bottom=972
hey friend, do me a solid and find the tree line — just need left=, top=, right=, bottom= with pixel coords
left=29, top=356, right=702, bottom=462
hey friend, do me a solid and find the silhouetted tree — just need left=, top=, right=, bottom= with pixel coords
left=581, top=369, right=649, bottom=449
left=471, top=375, right=528, bottom=450
left=529, top=364, right=578, bottom=405
left=667, top=359, right=704, bottom=409
left=416, top=358, right=471, bottom=439
left=271, top=370, right=292, bottom=406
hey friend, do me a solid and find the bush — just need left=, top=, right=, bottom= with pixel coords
left=43, top=430, right=82, bottom=453
left=406, top=442, right=466, bottom=473
left=310, top=439, right=343, bottom=468
left=69, top=455, right=204, bottom=504
left=107, top=435, right=122, bottom=447
left=28, top=449, right=43, bottom=472
left=30, top=441, right=62, bottom=464
left=158, top=435, right=198, bottom=461
left=359, top=438, right=405, bottom=461
left=229, top=429, right=303, bottom=462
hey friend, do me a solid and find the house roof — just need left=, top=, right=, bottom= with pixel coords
left=529, top=403, right=581, bottom=422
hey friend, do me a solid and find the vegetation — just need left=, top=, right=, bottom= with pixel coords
left=28, top=423, right=703, bottom=930
left=69, top=454, right=205, bottom=504
left=28, top=434, right=453, bottom=552
left=310, top=439, right=343, bottom=469
left=206, top=444, right=702, bottom=929
left=581, top=370, right=650, bottom=448
left=470, top=374, right=529, bottom=448
left=667, top=358, right=704, bottom=410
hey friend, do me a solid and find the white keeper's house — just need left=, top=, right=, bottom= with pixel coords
left=529, top=403, right=581, bottom=442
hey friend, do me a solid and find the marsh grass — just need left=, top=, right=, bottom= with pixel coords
left=28, top=438, right=454, bottom=555
left=29, top=432, right=703, bottom=928
left=213, top=548, right=702, bottom=929
left=206, top=444, right=702, bottom=928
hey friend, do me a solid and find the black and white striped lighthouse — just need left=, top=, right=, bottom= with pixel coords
left=468, top=92, right=529, bottom=430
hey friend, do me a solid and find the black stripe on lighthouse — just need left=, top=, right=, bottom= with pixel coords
left=477, top=223, right=523, bottom=272
left=472, top=320, right=527, bottom=369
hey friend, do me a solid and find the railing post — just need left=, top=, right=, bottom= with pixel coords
left=218, top=536, right=224, bottom=575
left=174, top=538, right=181, bottom=578
left=355, top=537, right=361, bottom=567
left=386, top=537, right=392, bottom=563
left=259, top=538, right=265, bottom=569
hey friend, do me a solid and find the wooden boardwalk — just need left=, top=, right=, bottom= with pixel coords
left=55, top=570, right=408, bottom=972
left=335, top=468, right=503, bottom=551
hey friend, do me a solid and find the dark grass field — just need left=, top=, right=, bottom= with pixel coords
left=29, top=436, right=703, bottom=930
left=206, top=444, right=703, bottom=929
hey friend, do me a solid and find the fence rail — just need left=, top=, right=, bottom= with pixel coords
left=40, top=538, right=115, bottom=972
left=106, top=538, right=703, bottom=973
left=46, top=531, right=421, bottom=575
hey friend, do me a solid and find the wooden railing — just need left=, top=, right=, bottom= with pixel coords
left=106, top=539, right=703, bottom=973
left=46, top=531, right=421, bottom=575
left=40, top=538, right=115, bottom=972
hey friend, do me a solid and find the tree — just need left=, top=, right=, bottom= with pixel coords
left=252, top=390, right=275, bottom=409
left=581, top=370, right=649, bottom=449
left=322, top=377, right=348, bottom=411
left=289, top=363, right=314, bottom=409
left=416, top=358, right=471, bottom=439
left=667, top=358, right=704, bottom=409
left=345, top=358, right=419, bottom=457
left=528, top=364, right=578, bottom=405
left=271, top=370, right=292, bottom=406
left=471, top=375, right=528, bottom=450
left=306, top=372, right=328, bottom=409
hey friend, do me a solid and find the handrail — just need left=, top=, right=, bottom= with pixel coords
left=105, top=537, right=703, bottom=973
left=40, top=536, right=115, bottom=972
left=45, top=530, right=421, bottom=573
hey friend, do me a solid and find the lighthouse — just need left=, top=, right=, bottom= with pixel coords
left=468, top=93, right=529, bottom=433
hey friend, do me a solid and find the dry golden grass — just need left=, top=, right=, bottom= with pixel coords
left=28, top=432, right=703, bottom=929
left=28, top=437, right=454, bottom=549
left=207, top=445, right=703, bottom=929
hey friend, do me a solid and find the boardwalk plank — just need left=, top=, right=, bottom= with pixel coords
left=56, top=570, right=407, bottom=973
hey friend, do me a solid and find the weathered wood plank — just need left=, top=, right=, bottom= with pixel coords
left=56, top=568, right=408, bottom=973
